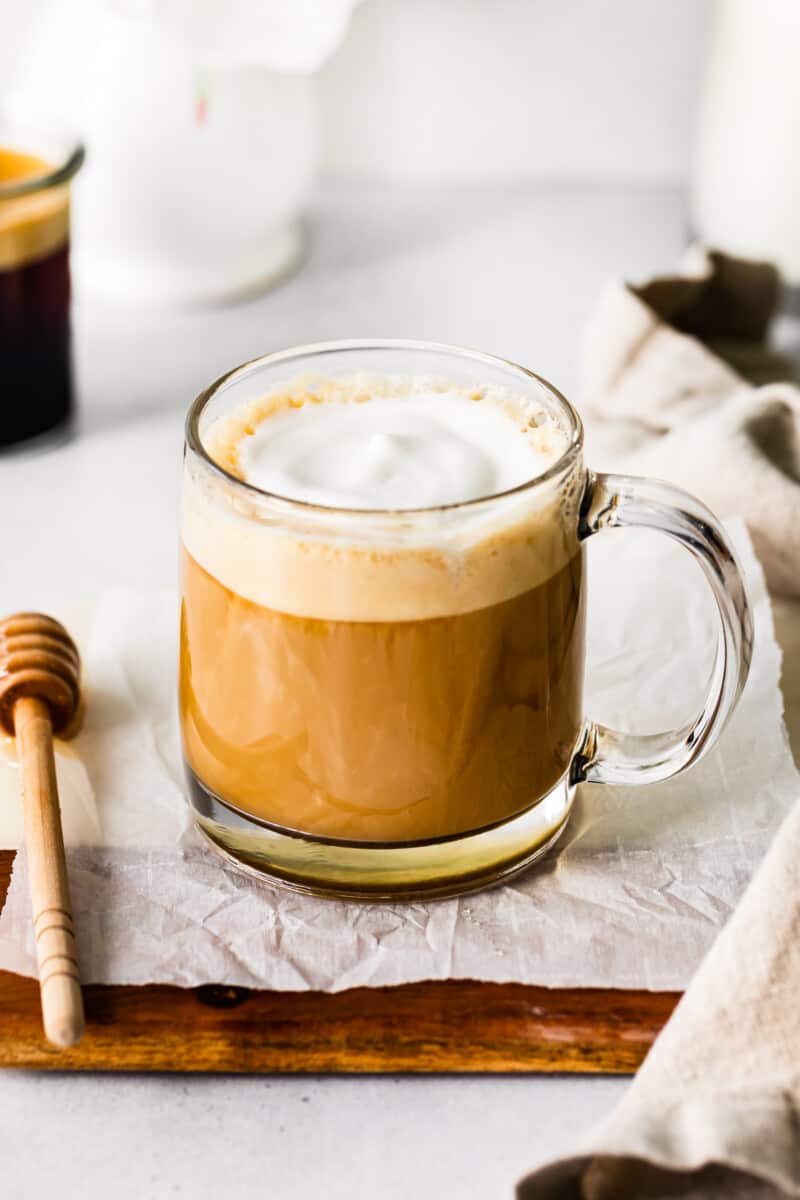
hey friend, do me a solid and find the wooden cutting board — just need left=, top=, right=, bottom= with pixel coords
left=0, top=850, right=677, bottom=1073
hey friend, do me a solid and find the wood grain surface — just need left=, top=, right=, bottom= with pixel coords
left=0, top=850, right=677, bottom=1073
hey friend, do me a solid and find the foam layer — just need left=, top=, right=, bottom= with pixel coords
left=184, top=374, right=582, bottom=621
left=0, top=148, right=69, bottom=272
left=238, top=391, right=558, bottom=509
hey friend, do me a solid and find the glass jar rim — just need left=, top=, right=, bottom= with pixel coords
left=0, top=115, right=85, bottom=199
left=185, top=338, right=585, bottom=516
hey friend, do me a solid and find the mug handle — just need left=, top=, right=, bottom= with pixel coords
left=574, top=472, right=754, bottom=787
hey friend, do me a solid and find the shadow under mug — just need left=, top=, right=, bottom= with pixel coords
left=179, top=340, right=753, bottom=900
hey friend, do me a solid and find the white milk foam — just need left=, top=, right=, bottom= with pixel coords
left=183, top=375, right=581, bottom=621
left=239, top=392, right=551, bottom=509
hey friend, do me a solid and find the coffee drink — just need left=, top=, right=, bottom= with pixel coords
left=0, top=146, right=74, bottom=448
left=180, top=342, right=754, bottom=898
left=180, top=372, right=585, bottom=844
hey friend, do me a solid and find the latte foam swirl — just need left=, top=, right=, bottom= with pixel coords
left=238, top=392, right=552, bottom=509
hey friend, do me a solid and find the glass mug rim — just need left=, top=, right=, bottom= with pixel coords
left=0, top=114, right=85, bottom=200
left=185, top=338, right=585, bottom=517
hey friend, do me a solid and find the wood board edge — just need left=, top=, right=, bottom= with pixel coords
left=0, top=851, right=678, bottom=1074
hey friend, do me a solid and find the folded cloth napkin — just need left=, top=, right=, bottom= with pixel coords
left=518, top=251, right=800, bottom=1197
left=580, top=247, right=800, bottom=597
left=518, top=793, right=800, bottom=1199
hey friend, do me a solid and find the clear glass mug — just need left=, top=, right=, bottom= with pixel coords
left=180, top=340, right=752, bottom=899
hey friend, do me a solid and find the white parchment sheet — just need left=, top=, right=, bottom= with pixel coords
left=0, top=520, right=795, bottom=991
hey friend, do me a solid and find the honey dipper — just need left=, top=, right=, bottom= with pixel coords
left=0, top=613, right=84, bottom=1048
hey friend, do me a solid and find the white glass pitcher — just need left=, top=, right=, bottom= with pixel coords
left=10, top=0, right=357, bottom=304
left=693, top=0, right=800, bottom=284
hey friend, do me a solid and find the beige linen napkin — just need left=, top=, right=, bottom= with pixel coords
left=580, top=247, right=800, bottom=597
left=519, top=251, right=800, bottom=1197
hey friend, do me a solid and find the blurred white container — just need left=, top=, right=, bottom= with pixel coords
left=12, top=0, right=359, bottom=304
left=692, top=0, right=800, bottom=284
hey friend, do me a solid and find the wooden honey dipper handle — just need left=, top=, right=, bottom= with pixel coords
left=0, top=614, right=84, bottom=1049
left=15, top=696, right=84, bottom=1047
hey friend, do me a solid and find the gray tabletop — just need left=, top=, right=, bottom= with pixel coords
left=1, top=180, right=690, bottom=1199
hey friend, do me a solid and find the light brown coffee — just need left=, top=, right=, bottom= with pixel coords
left=181, top=373, right=585, bottom=846
left=179, top=544, right=585, bottom=843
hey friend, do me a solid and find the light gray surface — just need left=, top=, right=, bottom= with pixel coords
left=0, top=1072, right=622, bottom=1200
left=1, top=181, right=687, bottom=1197
left=76, top=180, right=686, bottom=434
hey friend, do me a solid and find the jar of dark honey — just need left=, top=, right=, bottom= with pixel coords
left=0, top=121, right=84, bottom=450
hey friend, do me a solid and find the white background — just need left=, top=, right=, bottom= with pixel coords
left=3, top=0, right=713, bottom=183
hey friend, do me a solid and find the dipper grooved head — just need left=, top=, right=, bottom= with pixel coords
left=0, top=613, right=81, bottom=737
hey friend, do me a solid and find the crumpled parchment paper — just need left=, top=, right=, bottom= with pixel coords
left=0, top=519, right=795, bottom=991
